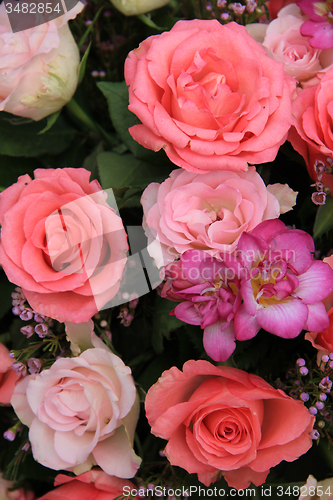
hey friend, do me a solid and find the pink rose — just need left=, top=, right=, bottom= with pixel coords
left=0, top=342, right=20, bottom=405
left=142, top=167, right=282, bottom=267
left=11, top=346, right=141, bottom=477
left=305, top=307, right=333, bottom=364
left=0, top=3, right=83, bottom=121
left=0, top=168, right=128, bottom=323
left=145, top=360, right=314, bottom=490
left=125, top=19, right=295, bottom=173
left=288, top=67, right=333, bottom=193
left=37, top=470, right=138, bottom=500
left=247, top=5, right=333, bottom=86
left=0, top=474, right=35, bottom=500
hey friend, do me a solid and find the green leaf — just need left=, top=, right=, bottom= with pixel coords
left=0, top=155, right=43, bottom=188
left=137, top=13, right=167, bottom=30
left=37, top=109, right=61, bottom=135
left=78, top=6, right=104, bottom=49
left=78, top=41, right=92, bottom=84
left=97, top=151, right=171, bottom=189
left=97, top=81, right=142, bottom=156
left=152, top=295, right=183, bottom=354
left=313, top=196, right=333, bottom=239
left=0, top=112, right=75, bottom=157
left=82, top=142, right=104, bottom=178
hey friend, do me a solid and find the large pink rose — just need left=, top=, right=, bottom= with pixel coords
left=0, top=3, right=83, bottom=121
left=145, top=360, right=314, bottom=490
left=0, top=342, right=20, bottom=405
left=0, top=168, right=128, bottom=323
left=37, top=470, right=138, bottom=500
left=288, top=67, right=333, bottom=193
left=11, top=347, right=141, bottom=477
left=141, top=167, right=287, bottom=267
left=247, top=5, right=333, bottom=87
left=125, top=19, right=295, bottom=173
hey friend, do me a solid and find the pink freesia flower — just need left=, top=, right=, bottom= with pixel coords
left=297, top=0, right=333, bottom=48
left=234, top=219, right=333, bottom=342
left=162, top=250, right=243, bottom=361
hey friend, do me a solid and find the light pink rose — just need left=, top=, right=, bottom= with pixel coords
left=246, top=5, right=333, bottom=87
left=145, top=360, right=314, bottom=490
left=0, top=474, right=35, bottom=500
left=0, top=342, right=20, bottom=405
left=141, top=167, right=283, bottom=267
left=0, top=168, right=128, bottom=323
left=0, top=2, right=83, bottom=121
left=125, top=19, right=295, bottom=173
left=11, top=347, right=141, bottom=477
left=288, top=67, right=333, bottom=194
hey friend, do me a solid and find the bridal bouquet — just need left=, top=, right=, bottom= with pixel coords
left=1, top=0, right=333, bottom=498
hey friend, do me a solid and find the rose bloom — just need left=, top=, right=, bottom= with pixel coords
left=37, top=470, right=138, bottom=500
left=141, top=167, right=297, bottom=267
left=305, top=307, right=333, bottom=363
left=0, top=168, right=128, bottom=323
left=125, top=19, right=295, bottom=173
left=0, top=342, right=20, bottom=405
left=288, top=67, right=333, bottom=193
left=11, top=347, right=141, bottom=477
left=110, top=0, right=170, bottom=16
left=266, top=0, right=296, bottom=20
left=0, top=2, right=82, bottom=121
left=0, top=474, right=35, bottom=500
left=145, top=360, right=314, bottom=490
left=246, top=5, right=333, bottom=87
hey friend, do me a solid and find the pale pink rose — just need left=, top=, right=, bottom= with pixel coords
left=141, top=167, right=282, bottom=267
left=0, top=342, right=20, bottom=405
left=145, top=360, right=314, bottom=490
left=266, top=183, right=298, bottom=213
left=299, top=475, right=333, bottom=500
left=247, top=5, right=333, bottom=86
left=11, top=347, right=141, bottom=477
left=0, top=2, right=83, bottom=121
left=37, top=470, right=138, bottom=500
left=0, top=474, right=35, bottom=500
left=0, top=168, right=128, bottom=323
left=125, top=19, right=295, bottom=174
left=288, top=67, right=333, bottom=193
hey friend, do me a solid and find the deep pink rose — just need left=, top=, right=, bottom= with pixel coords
left=142, top=167, right=281, bottom=267
left=11, top=347, right=141, bottom=477
left=145, top=360, right=314, bottom=490
left=305, top=307, right=333, bottom=363
left=0, top=168, right=128, bottom=323
left=288, top=67, right=333, bottom=193
left=37, top=470, right=138, bottom=500
left=266, top=0, right=296, bottom=20
left=125, top=19, right=295, bottom=173
left=0, top=342, right=20, bottom=405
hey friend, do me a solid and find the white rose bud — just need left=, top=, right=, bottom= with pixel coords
left=0, top=3, right=83, bottom=121
left=110, top=0, right=171, bottom=16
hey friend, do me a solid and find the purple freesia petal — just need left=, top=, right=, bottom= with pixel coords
left=301, top=20, right=333, bottom=49
left=296, top=260, right=333, bottom=303
left=256, top=299, right=309, bottom=338
left=305, top=301, right=330, bottom=332
left=297, top=0, right=326, bottom=21
left=203, top=321, right=236, bottom=362
left=234, top=304, right=261, bottom=341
